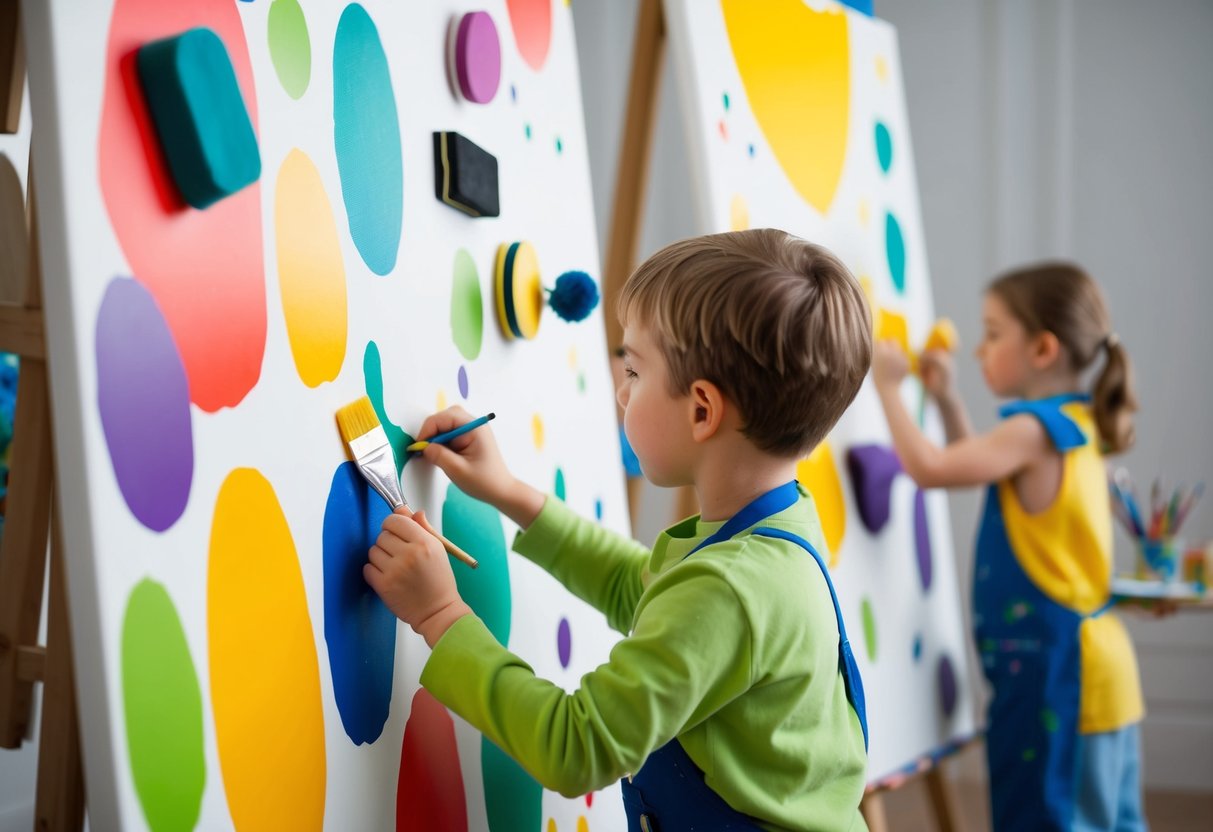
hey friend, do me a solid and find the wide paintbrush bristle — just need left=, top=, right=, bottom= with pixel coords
left=335, top=396, right=383, bottom=445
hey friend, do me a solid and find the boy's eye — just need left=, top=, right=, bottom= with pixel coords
left=625, top=366, right=637, bottom=379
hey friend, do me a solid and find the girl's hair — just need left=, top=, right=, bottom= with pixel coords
left=988, top=262, right=1136, bottom=454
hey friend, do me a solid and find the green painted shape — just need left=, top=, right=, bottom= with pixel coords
left=122, top=579, right=206, bottom=831
left=861, top=597, right=877, bottom=661
left=875, top=121, right=893, bottom=173
left=450, top=249, right=483, bottom=361
left=136, top=28, right=260, bottom=209
left=268, top=0, right=311, bottom=100
left=482, top=736, right=542, bottom=832
left=554, top=468, right=566, bottom=501
left=886, top=212, right=906, bottom=294
left=442, top=484, right=511, bottom=645
left=362, top=340, right=413, bottom=476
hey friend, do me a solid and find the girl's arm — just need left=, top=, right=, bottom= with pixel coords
left=920, top=350, right=976, bottom=443
left=873, top=341, right=1050, bottom=489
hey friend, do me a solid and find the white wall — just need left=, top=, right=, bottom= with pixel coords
left=572, top=0, right=1213, bottom=793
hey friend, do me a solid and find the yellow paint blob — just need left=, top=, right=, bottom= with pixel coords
left=532, top=413, right=545, bottom=450
left=729, top=194, right=750, bottom=230
left=878, top=306, right=917, bottom=373
left=568, top=346, right=578, bottom=370
left=796, top=441, right=845, bottom=565
left=208, top=468, right=326, bottom=829
left=437, top=389, right=448, bottom=411
left=275, top=148, right=348, bottom=388
left=858, top=198, right=871, bottom=227
left=875, top=55, right=890, bottom=83
left=577, top=817, right=589, bottom=832
left=722, top=0, right=850, bottom=214
left=858, top=275, right=880, bottom=335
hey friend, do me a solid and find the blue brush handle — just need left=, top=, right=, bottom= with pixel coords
left=414, top=412, right=495, bottom=449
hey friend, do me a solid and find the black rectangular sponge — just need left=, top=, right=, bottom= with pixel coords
left=433, top=131, right=500, bottom=218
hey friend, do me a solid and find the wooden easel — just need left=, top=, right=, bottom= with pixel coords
left=600, top=2, right=967, bottom=829
left=0, top=3, right=87, bottom=829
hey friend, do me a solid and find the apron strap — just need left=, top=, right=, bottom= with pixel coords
left=685, top=481, right=801, bottom=559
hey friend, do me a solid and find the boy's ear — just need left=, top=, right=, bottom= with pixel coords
left=1031, top=330, right=1063, bottom=370
left=688, top=379, right=726, bottom=442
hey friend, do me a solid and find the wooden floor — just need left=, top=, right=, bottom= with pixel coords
left=880, top=777, right=1213, bottom=831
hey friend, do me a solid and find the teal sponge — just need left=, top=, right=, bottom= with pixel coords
left=137, top=28, right=260, bottom=209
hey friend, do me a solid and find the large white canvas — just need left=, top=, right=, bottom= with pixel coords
left=664, top=0, right=977, bottom=781
left=23, top=0, right=628, bottom=828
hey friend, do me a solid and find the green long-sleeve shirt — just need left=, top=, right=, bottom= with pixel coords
left=421, top=485, right=868, bottom=830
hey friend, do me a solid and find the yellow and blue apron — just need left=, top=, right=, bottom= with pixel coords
left=974, top=394, right=1143, bottom=831
left=620, top=481, right=868, bottom=831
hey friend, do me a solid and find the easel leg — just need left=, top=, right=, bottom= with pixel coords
left=924, top=765, right=961, bottom=832
left=860, top=792, right=890, bottom=832
left=35, top=502, right=85, bottom=831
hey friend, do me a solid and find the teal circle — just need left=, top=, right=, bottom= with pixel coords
left=886, top=212, right=906, bottom=294
left=875, top=121, right=893, bottom=173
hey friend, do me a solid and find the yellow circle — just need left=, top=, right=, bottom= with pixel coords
left=729, top=194, right=750, bottom=230
left=796, top=441, right=846, bottom=563
left=577, top=817, right=589, bottom=832
left=436, top=389, right=448, bottom=411
left=568, top=346, right=578, bottom=370
left=532, top=413, right=545, bottom=450
left=512, top=242, right=544, bottom=340
left=547, top=820, right=558, bottom=832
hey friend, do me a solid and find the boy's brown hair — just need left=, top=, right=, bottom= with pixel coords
left=618, top=229, right=872, bottom=457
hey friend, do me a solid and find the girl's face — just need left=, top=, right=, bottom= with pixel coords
left=975, top=294, right=1036, bottom=398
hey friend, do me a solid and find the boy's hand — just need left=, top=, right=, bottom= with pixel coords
left=872, top=340, right=911, bottom=391
left=364, top=507, right=472, bottom=647
left=418, top=406, right=546, bottom=529
left=919, top=349, right=959, bottom=403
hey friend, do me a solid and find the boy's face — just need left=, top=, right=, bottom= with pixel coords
left=617, top=324, right=696, bottom=487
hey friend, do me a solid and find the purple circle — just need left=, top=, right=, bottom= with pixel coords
left=557, top=617, right=571, bottom=668
left=457, top=365, right=469, bottom=399
left=914, top=488, right=933, bottom=592
left=454, top=11, right=501, bottom=104
left=938, top=654, right=958, bottom=718
left=96, top=278, right=194, bottom=532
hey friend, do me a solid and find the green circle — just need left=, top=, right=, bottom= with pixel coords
left=450, top=249, right=483, bottom=361
left=268, top=0, right=311, bottom=100
left=861, top=597, right=877, bottom=661
left=122, top=579, right=206, bottom=831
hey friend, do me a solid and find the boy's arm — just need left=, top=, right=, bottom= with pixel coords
left=511, top=496, right=652, bottom=634
left=420, top=563, right=751, bottom=797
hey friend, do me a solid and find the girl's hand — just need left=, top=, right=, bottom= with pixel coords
left=364, top=507, right=472, bottom=647
left=417, top=406, right=545, bottom=529
left=919, top=349, right=959, bottom=403
left=872, top=340, right=912, bottom=391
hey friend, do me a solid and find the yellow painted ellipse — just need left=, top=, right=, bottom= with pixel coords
left=796, top=440, right=845, bottom=566
left=722, top=0, right=850, bottom=214
left=275, top=148, right=348, bottom=387
left=208, top=468, right=326, bottom=829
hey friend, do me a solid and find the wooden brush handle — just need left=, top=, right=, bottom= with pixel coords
left=414, top=513, right=478, bottom=569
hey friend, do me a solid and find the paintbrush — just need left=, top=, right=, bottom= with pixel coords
left=406, top=412, right=496, bottom=453
left=337, top=397, right=478, bottom=569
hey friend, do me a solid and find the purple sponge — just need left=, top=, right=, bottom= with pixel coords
left=846, top=444, right=902, bottom=534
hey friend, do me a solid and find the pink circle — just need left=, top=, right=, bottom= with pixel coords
left=454, top=12, right=501, bottom=104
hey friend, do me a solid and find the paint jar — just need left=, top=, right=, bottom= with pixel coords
left=1138, top=537, right=1180, bottom=582
left=1181, top=542, right=1210, bottom=594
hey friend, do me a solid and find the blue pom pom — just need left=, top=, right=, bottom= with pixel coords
left=548, top=271, right=600, bottom=323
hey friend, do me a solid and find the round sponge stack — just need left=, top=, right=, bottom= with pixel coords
left=495, top=242, right=544, bottom=340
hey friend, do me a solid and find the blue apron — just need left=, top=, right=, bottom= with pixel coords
left=621, top=482, right=869, bottom=831
left=974, top=394, right=1110, bottom=831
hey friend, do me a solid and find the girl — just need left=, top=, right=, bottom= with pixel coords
left=873, top=262, right=1146, bottom=831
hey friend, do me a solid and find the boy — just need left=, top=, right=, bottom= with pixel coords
left=366, top=229, right=873, bottom=830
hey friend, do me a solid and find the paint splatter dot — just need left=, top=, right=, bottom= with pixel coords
left=938, top=654, right=958, bottom=718
left=557, top=618, right=572, bottom=668
left=268, top=0, right=310, bottom=99
left=586, top=793, right=594, bottom=807
left=875, top=55, right=889, bottom=83
left=723, top=0, right=849, bottom=213
left=861, top=597, right=877, bottom=661
left=525, top=123, right=532, bottom=140
left=363, top=341, right=413, bottom=476
left=483, top=736, right=542, bottom=832
left=450, top=248, right=484, bottom=361
left=122, top=579, right=205, bottom=831
left=577, top=373, right=587, bottom=393
left=510, top=84, right=518, bottom=102
left=554, top=468, right=567, bottom=501
left=722, top=91, right=730, bottom=111
left=914, top=489, right=933, bottom=592
left=443, top=484, right=511, bottom=645
left=99, top=0, right=265, bottom=413
left=208, top=469, right=326, bottom=828
left=547, top=820, right=557, bottom=832
left=556, top=136, right=563, bottom=154
left=276, top=148, right=348, bottom=388
left=322, top=462, right=395, bottom=745
left=567, top=346, right=578, bottom=369
left=458, top=366, right=470, bottom=399
left=333, top=3, right=402, bottom=275
left=577, top=818, right=589, bottom=832
left=532, top=413, right=545, bottom=450
left=594, top=499, right=603, bottom=520
left=886, top=212, right=906, bottom=293
left=912, top=634, right=923, bottom=662
left=747, top=142, right=756, bottom=158
left=858, top=198, right=871, bottom=226
left=729, top=194, right=749, bottom=230
left=875, top=121, right=892, bottom=173
left=795, top=441, right=845, bottom=564
left=506, top=0, right=553, bottom=71
left=397, top=689, right=468, bottom=831
left=1041, top=708, right=1059, bottom=734
left=718, top=119, right=728, bottom=140
left=437, top=390, right=449, bottom=411
left=96, top=278, right=193, bottom=532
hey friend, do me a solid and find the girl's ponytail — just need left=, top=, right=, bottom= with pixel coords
left=1092, top=334, right=1137, bottom=455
